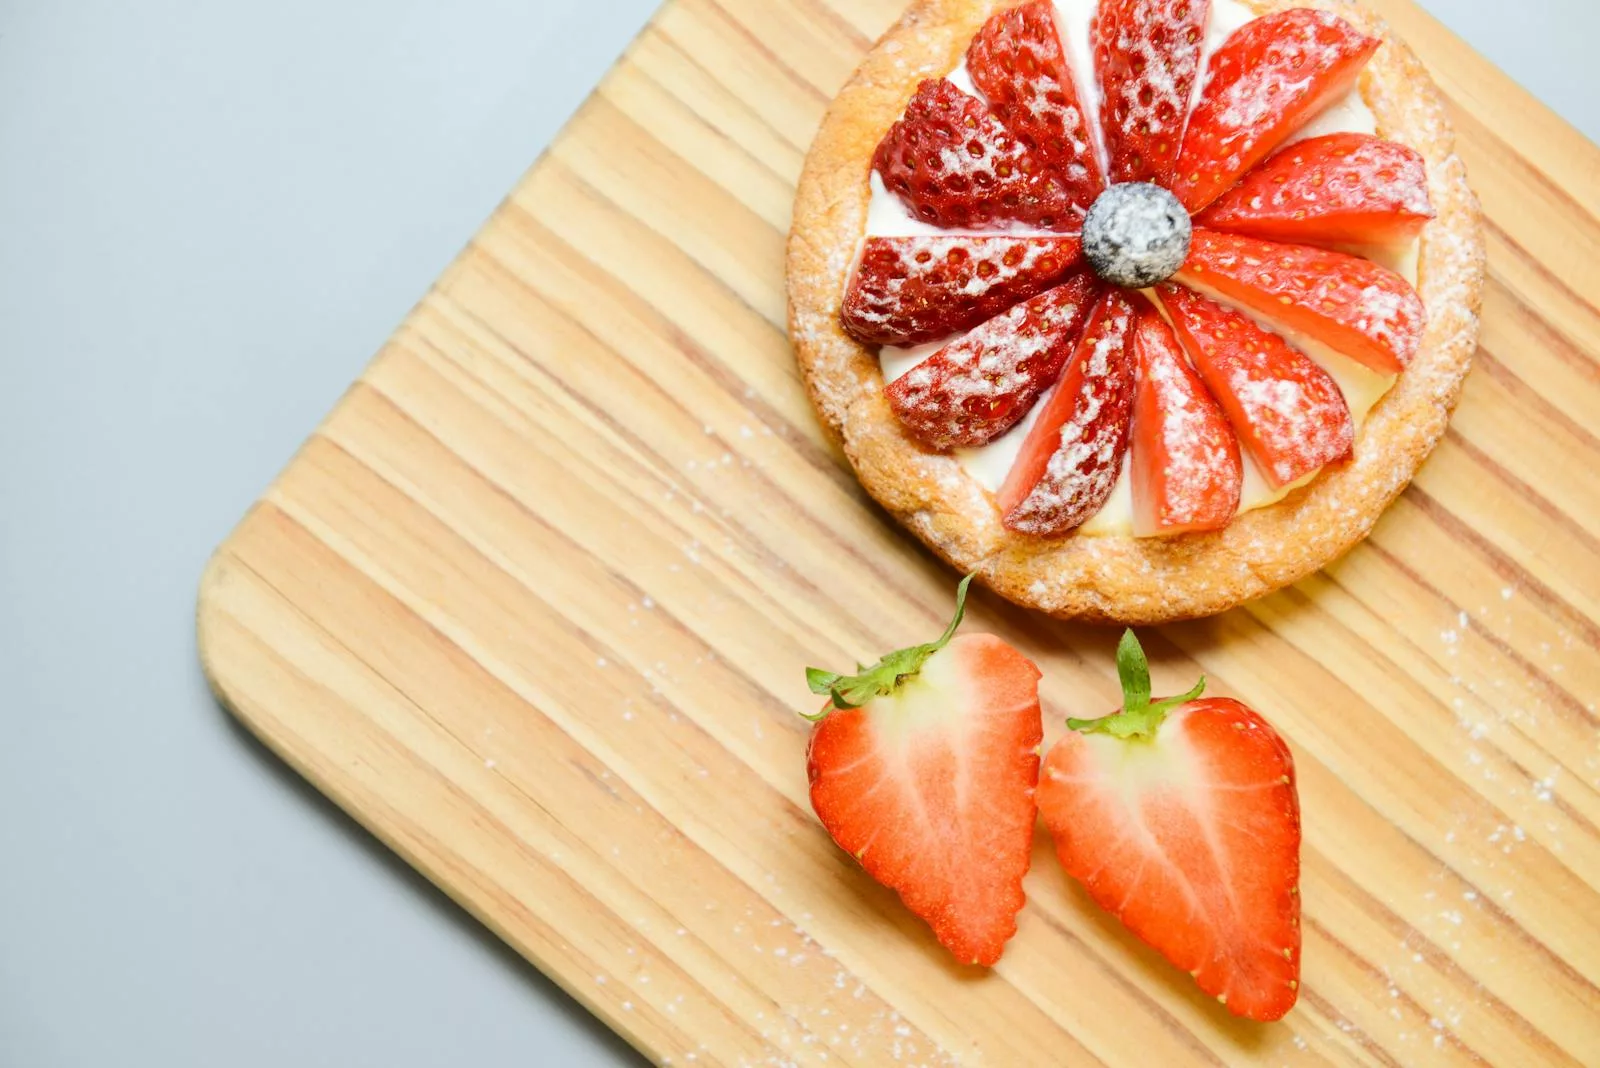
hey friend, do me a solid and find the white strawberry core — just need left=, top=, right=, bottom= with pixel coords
left=865, top=0, right=1423, bottom=536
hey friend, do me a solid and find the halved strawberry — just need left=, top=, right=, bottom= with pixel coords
left=1172, top=10, right=1379, bottom=212
left=1160, top=283, right=1353, bottom=488
left=1129, top=303, right=1242, bottom=535
left=997, top=289, right=1137, bottom=535
left=874, top=79, right=1077, bottom=231
left=842, top=235, right=1084, bottom=347
left=886, top=272, right=1101, bottom=450
left=1038, top=631, right=1301, bottom=1021
left=1196, top=132, right=1434, bottom=247
left=967, top=0, right=1105, bottom=214
left=1175, top=228, right=1424, bottom=374
left=805, top=577, right=1043, bottom=967
left=1092, top=0, right=1211, bottom=185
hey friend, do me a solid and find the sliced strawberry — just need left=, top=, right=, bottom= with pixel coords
left=805, top=577, right=1042, bottom=967
left=997, top=289, right=1137, bottom=535
left=842, top=235, right=1084, bottom=347
left=1175, top=228, right=1424, bottom=374
left=1039, top=631, right=1301, bottom=1020
left=874, top=78, right=1078, bottom=231
left=1129, top=303, right=1242, bottom=535
left=1196, top=132, right=1434, bottom=247
left=886, top=272, right=1101, bottom=450
left=967, top=0, right=1105, bottom=215
left=1092, top=0, right=1211, bottom=185
left=1160, top=283, right=1353, bottom=488
left=1172, top=10, right=1379, bottom=212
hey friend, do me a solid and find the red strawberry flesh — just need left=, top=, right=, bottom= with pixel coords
left=1176, top=228, right=1424, bottom=375
left=967, top=0, right=1106, bottom=215
left=1172, top=9, right=1380, bottom=212
left=874, top=78, right=1079, bottom=231
left=1037, top=631, right=1302, bottom=1021
left=1196, top=132, right=1434, bottom=247
left=1160, top=282, right=1353, bottom=488
left=1093, top=0, right=1212, bottom=185
left=998, top=289, right=1138, bottom=535
left=843, top=235, right=1084, bottom=347
left=1130, top=303, right=1243, bottom=535
left=806, top=579, right=1042, bottom=966
left=886, top=272, right=1101, bottom=450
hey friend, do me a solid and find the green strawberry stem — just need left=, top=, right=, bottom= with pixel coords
left=1067, top=629, right=1205, bottom=740
left=803, top=574, right=976, bottom=714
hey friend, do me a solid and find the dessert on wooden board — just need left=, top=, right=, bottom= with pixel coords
left=787, top=0, right=1485, bottom=623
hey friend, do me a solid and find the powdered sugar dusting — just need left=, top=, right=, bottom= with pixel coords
left=1003, top=293, right=1136, bottom=533
left=842, top=234, right=1082, bottom=346
left=1162, top=283, right=1352, bottom=486
left=1174, top=9, right=1378, bottom=210
left=1181, top=229, right=1425, bottom=370
left=1131, top=307, right=1242, bottom=533
left=1093, top=0, right=1209, bottom=183
left=874, top=79, right=1078, bottom=231
left=886, top=274, right=1099, bottom=449
left=1198, top=132, right=1434, bottom=246
left=968, top=0, right=1105, bottom=210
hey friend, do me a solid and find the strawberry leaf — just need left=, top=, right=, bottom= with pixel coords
left=1068, top=629, right=1205, bottom=739
left=805, top=575, right=975, bottom=712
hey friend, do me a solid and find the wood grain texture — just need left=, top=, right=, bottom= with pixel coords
left=196, top=0, right=1600, bottom=1063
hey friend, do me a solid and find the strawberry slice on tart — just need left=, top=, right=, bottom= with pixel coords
left=1161, top=283, right=1354, bottom=489
left=874, top=78, right=1080, bottom=231
left=842, top=235, right=1085, bottom=347
left=886, top=271, right=1102, bottom=450
left=1093, top=0, right=1212, bottom=186
left=1038, top=630, right=1302, bottom=1020
left=1128, top=301, right=1243, bottom=535
left=804, top=576, right=1043, bottom=967
left=1176, top=229, right=1424, bottom=374
left=1172, top=9, right=1380, bottom=212
left=968, top=0, right=1106, bottom=214
left=1196, top=132, right=1435, bottom=248
left=997, top=288, right=1138, bottom=535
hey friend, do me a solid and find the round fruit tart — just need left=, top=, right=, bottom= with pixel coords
left=787, top=0, right=1484, bottom=623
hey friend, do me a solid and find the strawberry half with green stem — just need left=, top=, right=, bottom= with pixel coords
left=1195, top=132, right=1434, bottom=248
left=805, top=576, right=1043, bottom=967
left=1172, top=9, right=1380, bottom=212
left=1038, top=631, right=1302, bottom=1021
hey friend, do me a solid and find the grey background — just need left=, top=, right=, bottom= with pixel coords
left=0, top=1, right=1591, bottom=1065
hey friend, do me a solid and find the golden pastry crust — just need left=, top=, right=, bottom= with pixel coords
left=786, top=0, right=1485, bottom=624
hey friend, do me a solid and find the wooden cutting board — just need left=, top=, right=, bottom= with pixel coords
left=197, top=0, right=1600, bottom=1063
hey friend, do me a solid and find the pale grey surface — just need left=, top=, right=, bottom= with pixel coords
left=0, top=1, right=1590, bottom=1066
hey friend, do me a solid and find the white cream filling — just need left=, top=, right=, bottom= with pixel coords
left=866, top=0, right=1419, bottom=536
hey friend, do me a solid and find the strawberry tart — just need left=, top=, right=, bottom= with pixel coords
left=787, top=0, right=1484, bottom=623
